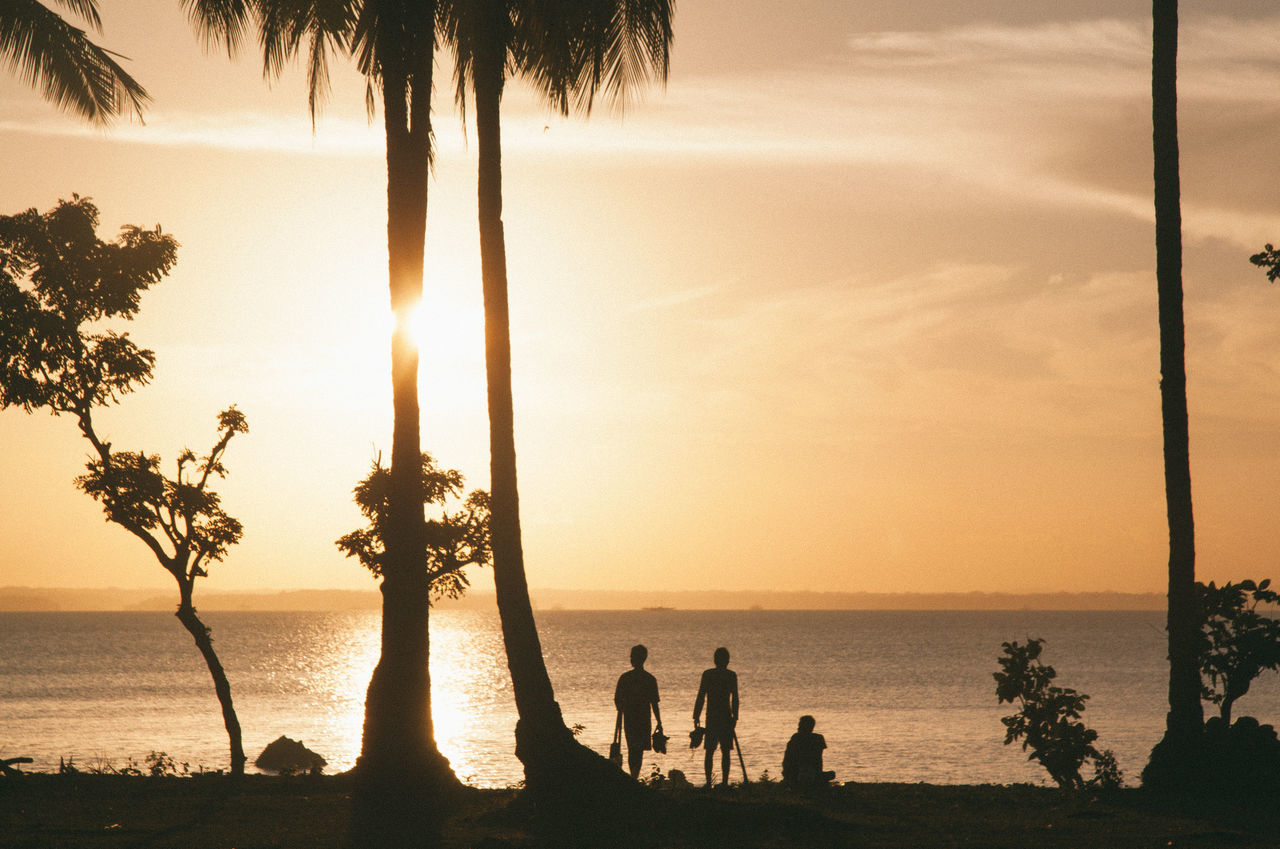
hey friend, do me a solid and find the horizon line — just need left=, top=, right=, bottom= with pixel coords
left=0, top=585, right=1167, bottom=613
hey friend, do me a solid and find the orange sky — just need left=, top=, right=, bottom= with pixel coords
left=3, top=1, right=1280, bottom=598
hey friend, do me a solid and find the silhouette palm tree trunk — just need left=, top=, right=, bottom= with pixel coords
left=349, top=16, right=457, bottom=849
left=1152, top=0, right=1203, bottom=754
left=357, top=49, right=442, bottom=781
left=473, top=17, right=640, bottom=806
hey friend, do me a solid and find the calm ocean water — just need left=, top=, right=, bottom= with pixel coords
left=4, top=609, right=1274, bottom=787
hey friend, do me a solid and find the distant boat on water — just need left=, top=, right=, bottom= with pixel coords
left=641, top=606, right=675, bottom=611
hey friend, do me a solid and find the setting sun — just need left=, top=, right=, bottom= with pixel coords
left=405, top=298, right=486, bottom=367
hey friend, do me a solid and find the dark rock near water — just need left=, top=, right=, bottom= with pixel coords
left=255, top=736, right=327, bottom=774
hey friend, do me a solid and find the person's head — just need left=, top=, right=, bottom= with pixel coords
left=713, top=647, right=730, bottom=668
left=798, top=715, right=816, bottom=734
left=630, top=644, right=648, bottom=668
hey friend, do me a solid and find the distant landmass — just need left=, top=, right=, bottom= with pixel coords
left=0, top=586, right=1166, bottom=612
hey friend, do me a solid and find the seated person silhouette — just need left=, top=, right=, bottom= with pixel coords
left=782, top=715, right=835, bottom=788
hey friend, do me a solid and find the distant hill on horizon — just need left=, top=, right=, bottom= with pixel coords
left=0, top=585, right=1166, bottom=612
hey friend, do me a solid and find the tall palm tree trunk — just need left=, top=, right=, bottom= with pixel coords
left=474, top=34, right=562, bottom=760
left=474, top=34, right=639, bottom=807
left=349, top=34, right=456, bottom=849
left=175, top=580, right=246, bottom=775
left=1152, top=0, right=1203, bottom=760
left=356, top=61, right=454, bottom=783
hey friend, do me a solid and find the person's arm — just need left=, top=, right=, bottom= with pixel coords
left=693, top=672, right=706, bottom=725
left=614, top=675, right=624, bottom=713
left=730, top=672, right=740, bottom=723
left=651, top=675, right=663, bottom=730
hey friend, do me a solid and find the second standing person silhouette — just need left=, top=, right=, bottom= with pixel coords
left=693, top=646, right=739, bottom=786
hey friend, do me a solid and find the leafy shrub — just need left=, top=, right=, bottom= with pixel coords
left=1088, top=748, right=1123, bottom=791
left=994, top=638, right=1114, bottom=790
left=145, top=751, right=187, bottom=777
left=1197, top=579, right=1280, bottom=724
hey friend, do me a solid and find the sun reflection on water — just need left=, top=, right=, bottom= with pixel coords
left=427, top=612, right=513, bottom=784
left=309, top=610, right=514, bottom=782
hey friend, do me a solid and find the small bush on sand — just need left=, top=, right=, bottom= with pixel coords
left=995, top=638, right=1115, bottom=790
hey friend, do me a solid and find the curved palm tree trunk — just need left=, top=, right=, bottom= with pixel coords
left=474, top=35, right=641, bottom=810
left=174, top=581, right=246, bottom=775
left=1153, top=0, right=1203, bottom=752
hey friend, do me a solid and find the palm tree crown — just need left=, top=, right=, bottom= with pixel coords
left=445, top=0, right=673, bottom=119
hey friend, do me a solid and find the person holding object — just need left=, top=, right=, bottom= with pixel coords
left=614, top=644, right=663, bottom=779
left=693, top=646, right=739, bottom=786
left=782, top=714, right=836, bottom=788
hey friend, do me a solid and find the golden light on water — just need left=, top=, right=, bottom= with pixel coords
left=315, top=611, right=513, bottom=782
left=309, top=616, right=379, bottom=772
left=427, top=612, right=513, bottom=785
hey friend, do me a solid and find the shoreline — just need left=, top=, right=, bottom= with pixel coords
left=2, top=772, right=1276, bottom=848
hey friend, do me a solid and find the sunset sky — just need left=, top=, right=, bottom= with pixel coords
left=3, top=0, right=1280, bottom=599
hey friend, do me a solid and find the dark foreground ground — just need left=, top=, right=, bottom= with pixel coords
left=2, top=773, right=1278, bottom=849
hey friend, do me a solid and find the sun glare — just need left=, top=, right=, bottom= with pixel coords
left=400, top=300, right=486, bottom=365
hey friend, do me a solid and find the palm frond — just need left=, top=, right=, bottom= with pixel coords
left=439, top=0, right=502, bottom=125
left=509, top=0, right=672, bottom=117
left=46, top=0, right=102, bottom=32
left=576, top=0, right=673, bottom=115
left=250, top=0, right=356, bottom=123
left=180, top=0, right=252, bottom=56
left=1, top=0, right=149, bottom=124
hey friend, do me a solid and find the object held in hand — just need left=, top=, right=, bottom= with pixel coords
left=688, top=725, right=704, bottom=748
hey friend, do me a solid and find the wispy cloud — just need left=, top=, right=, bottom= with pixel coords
left=0, top=108, right=384, bottom=155
left=4, top=12, right=1279, bottom=250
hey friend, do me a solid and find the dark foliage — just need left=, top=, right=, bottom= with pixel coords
left=1249, top=243, right=1280, bottom=283
left=0, top=196, right=174, bottom=413
left=1197, top=579, right=1280, bottom=724
left=995, top=639, right=1118, bottom=790
left=335, top=452, right=491, bottom=603
left=0, top=196, right=248, bottom=774
left=0, top=0, right=149, bottom=124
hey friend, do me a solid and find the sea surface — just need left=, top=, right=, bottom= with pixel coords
left=4, top=609, right=1274, bottom=787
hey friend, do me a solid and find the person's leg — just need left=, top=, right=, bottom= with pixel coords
left=720, top=740, right=731, bottom=784
left=704, top=744, right=714, bottom=785
left=628, top=744, right=643, bottom=780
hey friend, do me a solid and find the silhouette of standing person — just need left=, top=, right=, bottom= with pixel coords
left=693, top=646, right=739, bottom=786
left=614, top=644, right=662, bottom=779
